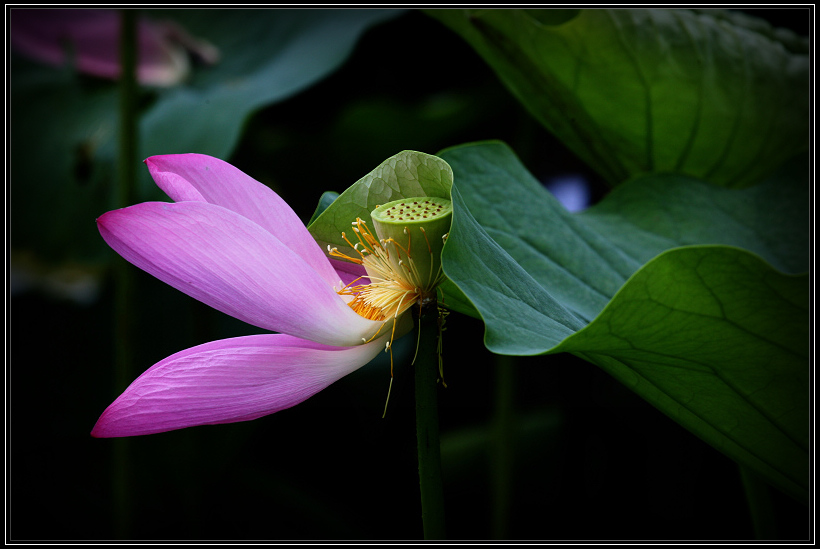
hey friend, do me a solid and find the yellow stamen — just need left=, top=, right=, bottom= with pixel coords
left=331, top=218, right=443, bottom=379
left=335, top=220, right=430, bottom=323
left=329, top=211, right=449, bottom=416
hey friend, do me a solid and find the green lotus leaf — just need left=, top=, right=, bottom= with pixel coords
left=307, top=150, right=453, bottom=254
left=428, top=9, right=809, bottom=188
left=439, top=141, right=809, bottom=503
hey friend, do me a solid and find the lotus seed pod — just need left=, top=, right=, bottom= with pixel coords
left=370, top=197, right=452, bottom=293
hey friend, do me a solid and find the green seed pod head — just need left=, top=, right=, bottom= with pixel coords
left=370, top=197, right=452, bottom=293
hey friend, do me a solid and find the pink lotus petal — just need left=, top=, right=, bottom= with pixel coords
left=145, top=154, right=341, bottom=288
left=10, top=9, right=218, bottom=87
left=97, top=200, right=386, bottom=346
left=91, top=333, right=390, bottom=437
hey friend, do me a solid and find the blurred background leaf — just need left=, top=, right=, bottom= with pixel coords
left=10, top=9, right=403, bottom=265
left=134, top=10, right=404, bottom=178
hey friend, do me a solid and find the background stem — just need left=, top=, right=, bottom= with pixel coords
left=491, top=353, right=514, bottom=539
left=414, top=305, right=446, bottom=540
left=112, top=8, right=138, bottom=539
left=740, top=465, right=777, bottom=539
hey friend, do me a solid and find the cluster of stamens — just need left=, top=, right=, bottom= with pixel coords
left=327, top=218, right=445, bottom=325
left=325, top=199, right=452, bottom=413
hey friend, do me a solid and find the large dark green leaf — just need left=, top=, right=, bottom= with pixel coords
left=439, top=141, right=809, bottom=503
left=428, top=9, right=809, bottom=188
left=556, top=247, right=809, bottom=505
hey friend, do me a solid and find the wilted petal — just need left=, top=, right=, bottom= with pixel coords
left=98, top=200, right=386, bottom=346
left=91, top=333, right=390, bottom=437
left=9, top=9, right=217, bottom=86
left=134, top=14, right=191, bottom=87
left=145, top=154, right=340, bottom=288
left=151, top=19, right=220, bottom=66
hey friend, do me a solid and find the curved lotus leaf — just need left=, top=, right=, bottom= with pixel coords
left=428, top=9, right=809, bottom=188
left=439, top=141, right=809, bottom=503
left=557, top=247, right=809, bottom=506
left=308, top=150, right=453, bottom=254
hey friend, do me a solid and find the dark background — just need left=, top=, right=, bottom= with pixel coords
left=9, top=9, right=811, bottom=541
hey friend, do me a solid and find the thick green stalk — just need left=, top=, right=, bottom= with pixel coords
left=414, top=305, right=446, bottom=540
left=112, top=8, right=138, bottom=539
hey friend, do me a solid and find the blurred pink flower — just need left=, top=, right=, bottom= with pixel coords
left=91, top=154, right=410, bottom=437
left=10, top=8, right=219, bottom=86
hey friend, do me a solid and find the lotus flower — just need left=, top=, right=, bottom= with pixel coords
left=10, top=9, right=219, bottom=86
left=91, top=154, right=416, bottom=437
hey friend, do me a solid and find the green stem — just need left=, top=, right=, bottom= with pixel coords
left=739, top=465, right=777, bottom=540
left=491, top=354, right=514, bottom=539
left=118, top=8, right=138, bottom=209
left=414, top=305, right=446, bottom=540
left=112, top=8, right=138, bottom=539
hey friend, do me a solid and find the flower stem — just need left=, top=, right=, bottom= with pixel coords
left=112, top=8, right=138, bottom=539
left=414, top=304, right=446, bottom=540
